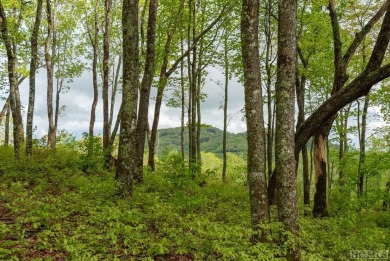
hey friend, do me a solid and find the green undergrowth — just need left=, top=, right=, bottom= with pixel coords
left=0, top=147, right=388, bottom=260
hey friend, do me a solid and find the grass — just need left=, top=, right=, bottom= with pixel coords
left=0, top=146, right=389, bottom=260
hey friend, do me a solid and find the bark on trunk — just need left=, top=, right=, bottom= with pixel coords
left=358, top=95, right=369, bottom=197
left=135, top=0, right=158, bottom=183
left=296, top=47, right=310, bottom=209
left=4, top=105, right=10, bottom=146
left=26, top=0, right=43, bottom=158
left=264, top=0, right=275, bottom=188
left=103, top=0, right=112, bottom=167
left=275, top=0, right=299, bottom=259
left=241, top=0, right=269, bottom=242
left=180, top=36, right=185, bottom=160
left=45, top=0, right=57, bottom=149
left=116, top=0, right=139, bottom=198
left=337, top=104, right=351, bottom=187
left=222, top=32, right=229, bottom=182
left=0, top=2, right=21, bottom=159
left=88, top=0, right=99, bottom=138
left=109, top=56, right=122, bottom=133
left=312, top=132, right=329, bottom=217
left=189, top=0, right=198, bottom=178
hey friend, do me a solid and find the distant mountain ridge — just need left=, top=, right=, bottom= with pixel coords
left=152, top=126, right=247, bottom=157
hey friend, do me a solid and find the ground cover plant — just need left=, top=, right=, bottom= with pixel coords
left=0, top=144, right=388, bottom=260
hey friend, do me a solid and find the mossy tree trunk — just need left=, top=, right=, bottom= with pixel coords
left=275, top=0, right=299, bottom=259
left=116, top=0, right=139, bottom=197
left=0, top=2, right=21, bottom=159
left=241, top=0, right=270, bottom=242
left=102, top=0, right=112, bottom=168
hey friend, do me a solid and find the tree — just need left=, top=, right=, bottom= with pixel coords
left=84, top=0, right=100, bottom=138
left=241, top=0, right=269, bottom=241
left=116, top=0, right=139, bottom=197
left=102, top=0, right=112, bottom=162
left=310, top=0, right=390, bottom=217
left=263, top=0, right=277, bottom=194
left=0, top=1, right=22, bottom=159
left=135, top=0, right=158, bottom=183
left=147, top=2, right=229, bottom=171
left=45, top=0, right=57, bottom=149
left=26, top=0, right=43, bottom=158
left=275, top=0, right=299, bottom=259
left=222, top=26, right=229, bottom=182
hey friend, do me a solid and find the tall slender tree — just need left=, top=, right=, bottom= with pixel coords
left=45, top=0, right=58, bottom=149
left=241, top=0, right=269, bottom=241
left=275, top=0, right=299, bottom=259
left=0, top=1, right=21, bottom=159
left=102, top=0, right=113, bottom=160
left=85, top=0, right=100, bottom=138
left=116, top=0, right=139, bottom=197
left=135, top=0, right=158, bottom=183
left=148, top=3, right=229, bottom=171
left=26, top=0, right=43, bottom=158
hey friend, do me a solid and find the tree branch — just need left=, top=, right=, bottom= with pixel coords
left=343, top=0, right=390, bottom=67
left=165, top=2, right=233, bottom=78
left=295, top=63, right=390, bottom=153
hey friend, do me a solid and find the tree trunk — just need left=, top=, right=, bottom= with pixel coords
left=14, top=85, right=24, bottom=143
left=149, top=78, right=167, bottom=171
left=148, top=2, right=184, bottom=171
left=264, top=0, right=275, bottom=187
left=0, top=2, right=21, bottom=159
left=241, top=0, right=270, bottom=242
left=311, top=0, right=390, bottom=216
left=358, top=95, right=369, bottom=197
left=4, top=105, right=10, bottom=146
left=148, top=3, right=227, bottom=170
left=26, top=0, right=43, bottom=158
left=0, top=97, right=9, bottom=122
left=109, top=103, right=122, bottom=148
left=135, top=0, right=158, bottom=183
left=189, top=0, right=198, bottom=178
left=45, top=0, right=57, bottom=149
left=54, top=35, right=68, bottom=135
left=116, top=0, right=139, bottom=197
left=109, top=56, right=122, bottom=133
left=295, top=0, right=390, bottom=156
left=196, top=30, right=203, bottom=174
left=88, top=0, right=99, bottom=138
left=275, top=0, right=299, bottom=259
left=296, top=47, right=310, bottom=209
left=180, top=36, right=185, bottom=160
left=222, top=31, right=229, bottom=182
left=337, top=104, right=351, bottom=186
left=103, top=0, right=112, bottom=166
left=313, top=131, right=329, bottom=217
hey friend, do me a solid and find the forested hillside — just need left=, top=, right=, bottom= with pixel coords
left=155, top=127, right=247, bottom=157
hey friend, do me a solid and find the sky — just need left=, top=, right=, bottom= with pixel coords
left=7, top=65, right=247, bottom=140
left=1, top=62, right=386, bottom=145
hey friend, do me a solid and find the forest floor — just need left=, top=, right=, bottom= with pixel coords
left=0, top=148, right=389, bottom=260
